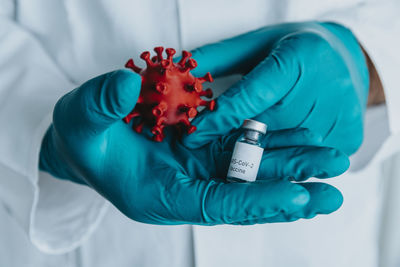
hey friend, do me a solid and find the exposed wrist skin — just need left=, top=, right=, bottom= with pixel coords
left=362, top=46, right=386, bottom=106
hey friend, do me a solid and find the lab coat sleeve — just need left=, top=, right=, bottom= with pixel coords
left=315, top=2, right=400, bottom=265
left=315, top=0, right=400, bottom=135
left=0, top=15, right=109, bottom=253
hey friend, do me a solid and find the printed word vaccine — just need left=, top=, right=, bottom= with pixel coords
left=227, top=119, right=267, bottom=182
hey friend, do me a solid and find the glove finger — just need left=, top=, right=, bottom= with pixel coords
left=54, top=70, right=141, bottom=135
left=188, top=37, right=268, bottom=78
left=257, top=146, right=349, bottom=181
left=183, top=38, right=302, bottom=149
left=215, top=146, right=348, bottom=181
left=172, top=174, right=310, bottom=225
left=220, top=127, right=324, bottom=152
left=232, top=182, right=343, bottom=224
left=187, top=24, right=302, bottom=78
left=263, top=128, right=323, bottom=148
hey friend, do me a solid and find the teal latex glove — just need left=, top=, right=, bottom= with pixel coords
left=39, top=70, right=349, bottom=225
left=183, top=21, right=369, bottom=155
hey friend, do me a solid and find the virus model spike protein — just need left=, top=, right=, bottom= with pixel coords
left=123, top=46, right=215, bottom=142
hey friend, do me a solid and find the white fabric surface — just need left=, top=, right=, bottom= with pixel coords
left=0, top=0, right=399, bottom=266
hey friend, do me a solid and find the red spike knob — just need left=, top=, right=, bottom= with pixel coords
left=125, top=59, right=142, bottom=74
left=151, top=125, right=163, bottom=136
left=133, top=121, right=144, bottom=133
left=154, top=46, right=164, bottom=61
left=187, top=125, right=197, bottom=134
left=187, top=107, right=198, bottom=118
left=179, top=51, right=192, bottom=67
left=152, top=133, right=164, bottom=142
left=140, top=51, right=154, bottom=67
left=140, top=51, right=150, bottom=60
left=155, top=82, right=168, bottom=94
left=199, top=72, right=213, bottom=83
left=208, top=100, right=216, bottom=110
left=152, top=102, right=167, bottom=117
left=186, top=58, right=197, bottom=69
left=200, top=88, right=213, bottom=98
left=166, top=48, right=176, bottom=60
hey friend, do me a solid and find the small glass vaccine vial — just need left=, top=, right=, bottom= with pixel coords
left=227, top=119, right=267, bottom=183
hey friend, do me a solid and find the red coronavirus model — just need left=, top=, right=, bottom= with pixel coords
left=123, top=46, right=215, bottom=142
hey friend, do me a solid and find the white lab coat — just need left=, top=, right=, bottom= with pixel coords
left=0, top=1, right=400, bottom=266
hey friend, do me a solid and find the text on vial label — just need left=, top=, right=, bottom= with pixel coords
left=227, top=142, right=264, bottom=182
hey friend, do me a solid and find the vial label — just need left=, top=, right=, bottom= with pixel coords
left=227, top=142, right=264, bottom=182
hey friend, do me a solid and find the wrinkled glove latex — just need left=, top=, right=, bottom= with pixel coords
left=184, top=22, right=369, bottom=155
left=40, top=70, right=349, bottom=225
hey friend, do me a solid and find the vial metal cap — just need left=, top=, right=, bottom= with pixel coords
left=242, top=119, right=267, bottom=134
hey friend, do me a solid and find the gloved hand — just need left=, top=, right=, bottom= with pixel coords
left=183, top=21, right=369, bottom=155
left=39, top=70, right=349, bottom=225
